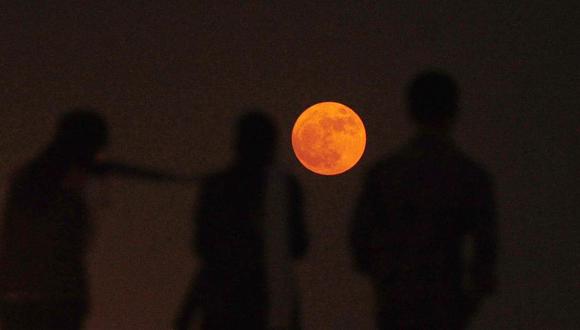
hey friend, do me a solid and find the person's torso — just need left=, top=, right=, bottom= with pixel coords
left=0, top=164, right=91, bottom=300
left=370, top=137, right=489, bottom=285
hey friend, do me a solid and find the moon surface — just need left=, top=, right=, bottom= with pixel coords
left=292, top=102, right=366, bottom=175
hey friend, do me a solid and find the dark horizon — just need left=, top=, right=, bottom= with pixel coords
left=1, top=2, right=578, bottom=329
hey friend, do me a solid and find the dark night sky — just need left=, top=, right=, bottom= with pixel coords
left=1, top=2, right=578, bottom=329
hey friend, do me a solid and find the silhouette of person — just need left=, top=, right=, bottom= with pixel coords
left=350, top=71, right=498, bottom=329
left=175, top=111, right=308, bottom=330
left=0, top=109, right=107, bottom=329
left=0, top=108, right=184, bottom=330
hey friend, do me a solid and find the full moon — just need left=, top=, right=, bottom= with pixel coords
left=292, top=102, right=366, bottom=175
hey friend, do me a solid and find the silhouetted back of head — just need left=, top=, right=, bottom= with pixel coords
left=407, top=70, right=459, bottom=125
left=235, top=110, right=278, bottom=168
left=50, top=108, right=108, bottom=166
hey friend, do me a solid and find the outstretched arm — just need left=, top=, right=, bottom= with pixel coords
left=90, top=161, right=197, bottom=183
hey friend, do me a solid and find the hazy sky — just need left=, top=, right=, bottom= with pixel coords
left=1, top=2, right=578, bottom=329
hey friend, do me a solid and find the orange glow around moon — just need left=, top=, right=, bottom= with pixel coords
left=292, top=102, right=366, bottom=175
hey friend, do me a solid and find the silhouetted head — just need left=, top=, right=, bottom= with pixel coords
left=407, top=70, right=459, bottom=130
left=49, top=108, right=109, bottom=167
left=235, top=110, right=278, bottom=168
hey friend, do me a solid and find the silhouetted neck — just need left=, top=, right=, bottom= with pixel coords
left=415, top=120, right=455, bottom=142
left=235, top=162, right=270, bottom=174
left=412, top=128, right=457, bottom=153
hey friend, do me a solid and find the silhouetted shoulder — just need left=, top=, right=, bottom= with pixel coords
left=5, top=161, right=58, bottom=214
left=199, top=170, right=229, bottom=190
left=461, top=153, right=493, bottom=183
left=373, top=140, right=491, bottom=179
left=445, top=146, right=494, bottom=192
left=362, top=145, right=417, bottom=184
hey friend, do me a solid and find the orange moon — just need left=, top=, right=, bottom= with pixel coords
left=292, top=102, right=366, bottom=175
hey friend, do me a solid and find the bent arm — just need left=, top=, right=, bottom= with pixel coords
left=470, top=175, right=498, bottom=296
left=350, top=170, right=381, bottom=274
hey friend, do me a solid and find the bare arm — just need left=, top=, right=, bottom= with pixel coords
left=350, top=169, right=382, bottom=274
left=90, top=161, right=196, bottom=183
left=288, top=175, right=308, bottom=260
